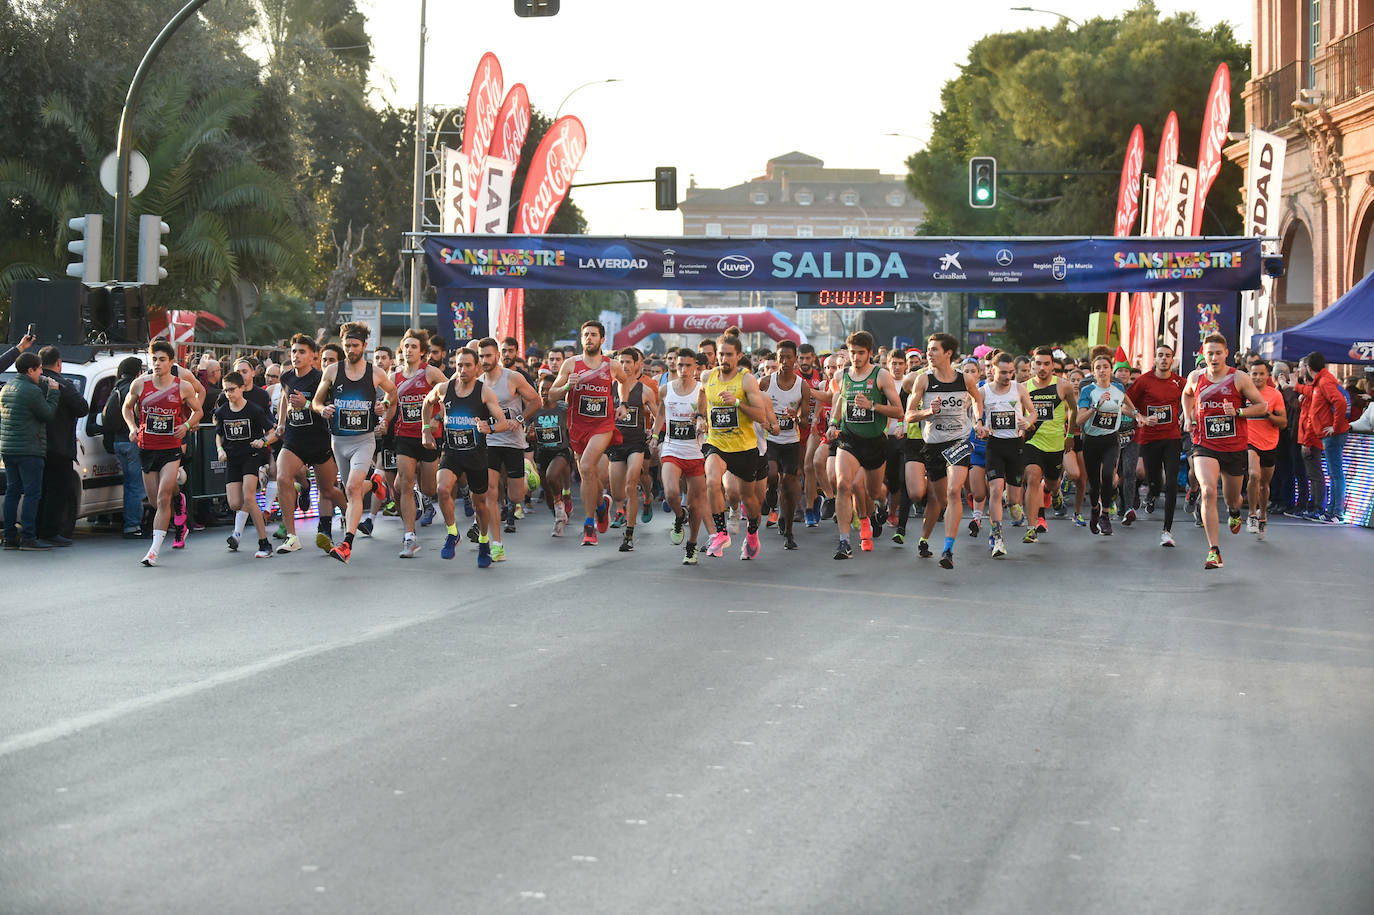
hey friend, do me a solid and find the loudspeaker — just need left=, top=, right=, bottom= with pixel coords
left=110, top=285, right=148, bottom=342
left=9, top=279, right=85, bottom=345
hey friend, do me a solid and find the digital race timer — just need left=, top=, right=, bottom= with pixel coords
left=795, top=290, right=891, bottom=309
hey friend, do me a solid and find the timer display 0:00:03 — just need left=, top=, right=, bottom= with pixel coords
left=815, top=290, right=887, bottom=307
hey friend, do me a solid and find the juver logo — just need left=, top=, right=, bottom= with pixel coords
left=717, top=255, right=755, bottom=279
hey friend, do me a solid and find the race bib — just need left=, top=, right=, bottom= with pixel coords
left=445, top=428, right=476, bottom=450
left=990, top=409, right=1016, bottom=432
left=669, top=420, right=696, bottom=441
left=1204, top=414, right=1237, bottom=440
left=1147, top=404, right=1173, bottom=424
left=536, top=426, right=563, bottom=446
left=287, top=407, right=311, bottom=428
left=942, top=440, right=974, bottom=465
left=845, top=400, right=874, bottom=424
left=146, top=413, right=175, bottom=435
left=400, top=401, right=424, bottom=424
left=616, top=404, right=640, bottom=429
left=382, top=448, right=398, bottom=471
left=1034, top=401, right=1055, bottom=422
left=709, top=405, right=738, bottom=430
left=1090, top=410, right=1118, bottom=431
left=223, top=417, right=251, bottom=441
left=578, top=397, right=608, bottom=419
left=777, top=416, right=795, bottom=432
left=1119, top=429, right=1135, bottom=447
left=338, top=408, right=370, bottom=431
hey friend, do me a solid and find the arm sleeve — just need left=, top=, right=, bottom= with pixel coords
left=1077, top=387, right=1094, bottom=409
left=0, top=346, right=18, bottom=374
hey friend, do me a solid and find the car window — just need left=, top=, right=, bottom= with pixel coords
left=0, top=372, right=87, bottom=395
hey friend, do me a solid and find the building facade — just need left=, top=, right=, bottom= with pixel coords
left=676, top=152, right=926, bottom=327
left=1230, top=0, right=1374, bottom=335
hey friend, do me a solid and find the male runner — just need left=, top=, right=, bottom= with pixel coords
left=549, top=321, right=633, bottom=546
left=700, top=332, right=777, bottom=559
left=904, top=333, right=983, bottom=569
left=976, top=352, right=1034, bottom=557
left=1020, top=345, right=1078, bottom=544
left=654, top=347, right=709, bottom=563
left=698, top=338, right=718, bottom=371
left=392, top=328, right=449, bottom=557
left=526, top=373, right=574, bottom=536
left=1127, top=343, right=1187, bottom=547
left=214, top=370, right=274, bottom=558
left=607, top=346, right=659, bottom=552
left=759, top=339, right=813, bottom=550
left=827, top=331, right=902, bottom=559
left=122, top=340, right=203, bottom=567
left=422, top=347, right=511, bottom=567
left=881, top=349, right=909, bottom=533
left=312, top=323, right=397, bottom=563
left=1182, top=333, right=1270, bottom=569
left=896, top=351, right=929, bottom=544
left=478, top=336, right=541, bottom=557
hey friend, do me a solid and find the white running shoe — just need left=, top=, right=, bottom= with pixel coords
left=140, top=548, right=158, bottom=567
left=1246, top=514, right=1259, bottom=535
left=277, top=534, right=302, bottom=553
left=398, top=538, right=420, bottom=559
left=1160, top=530, right=1176, bottom=548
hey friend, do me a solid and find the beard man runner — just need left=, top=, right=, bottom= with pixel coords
left=827, top=331, right=903, bottom=559
left=272, top=334, right=349, bottom=555
left=549, top=320, right=634, bottom=546
left=392, top=328, right=449, bottom=558
left=653, top=347, right=710, bottom=564
left=759, top=339, right=813, bottom=551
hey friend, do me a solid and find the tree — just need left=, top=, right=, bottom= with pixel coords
left=905, top=2, right=1249, bottom=351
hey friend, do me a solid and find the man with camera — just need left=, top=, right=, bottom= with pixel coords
left=1, top=350, right=61, bottom=550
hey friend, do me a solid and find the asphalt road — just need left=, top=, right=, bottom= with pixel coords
left=2, top=504, right=1372, bottom=914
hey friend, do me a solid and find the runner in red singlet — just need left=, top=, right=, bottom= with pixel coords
left=1181, top=332, right=1269, bottom=570
left=549, top=320, right=632, bottom=545
left=392, top=328, right=448, bottom=558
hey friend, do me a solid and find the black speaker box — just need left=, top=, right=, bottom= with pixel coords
left=9, top=278, right=84, bottom=345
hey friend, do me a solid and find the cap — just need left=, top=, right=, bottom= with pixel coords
left=906, top=348, right=924, bottom=359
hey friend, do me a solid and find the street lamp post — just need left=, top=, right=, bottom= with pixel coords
left=1009, top=6, right=1081, bottom=26
left=408, top=0, right=429, bottom=330
left=554, top=79, right=622, bottom=119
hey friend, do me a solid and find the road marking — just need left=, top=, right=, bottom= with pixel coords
left=0, top=566, right=589, bottom=759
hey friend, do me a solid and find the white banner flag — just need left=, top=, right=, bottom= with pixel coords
left=441, top=147, right=468, bottom=234
left=472, top=156, right=516, bottom=336
left=1242, top=130, right=1287, bottom=349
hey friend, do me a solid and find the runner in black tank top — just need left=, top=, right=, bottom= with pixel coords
left=273, top=335, right=349, bottom=556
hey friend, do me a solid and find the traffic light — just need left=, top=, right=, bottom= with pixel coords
left=513, top=0, right=559, bottom=15
left=66, top=214, right=102, bottom=283
left=137, top=214, right=169, bottom=286
left=655, top=166, right=677, bottom=211
left=969, top=156, right=997, bottom=208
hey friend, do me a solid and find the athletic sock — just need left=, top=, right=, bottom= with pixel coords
left=972, top=508, right=983, bottom=523
left=404, top=531, right=415, bottom=542
left=713, top=512, right=727, bottom=533
left=898, top=493, right=912, bottom=528
left=747, top=516, right=760, bottom=534
left=264, top=481, right=278, bottom=508
left=943, top=536, right=955, bottom=553
left=478, top=533, right=489, bottom=544
left=151, top=530, right=167, bottom=552
left=233, top=511, right=248, bottom=537
left=320, top=516, right=333, bottom=536
left=675, top=509, right=686, bottom=525
left=446, top=523, right=458, bottom=536
left=343, top=531, right=354, bottom=546
left=585, top=517, right=595, bottom=528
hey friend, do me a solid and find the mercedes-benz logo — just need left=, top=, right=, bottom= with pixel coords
left=996, top=248, right=1013, bottom=266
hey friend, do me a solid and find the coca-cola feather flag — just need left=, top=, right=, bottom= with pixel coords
left=1191, top=63, right=1231, bottom=235
left=1106, top=124, right=1145, bottom=338
left=489, top=84, right=531, bottom=164
left=461, top=52, right=504, bottom=237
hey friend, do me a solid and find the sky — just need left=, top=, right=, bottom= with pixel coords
left=359, top=0, right=1252, bottom=239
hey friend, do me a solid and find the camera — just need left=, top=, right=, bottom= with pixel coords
left=1262, top=255, right=1285, bottom=278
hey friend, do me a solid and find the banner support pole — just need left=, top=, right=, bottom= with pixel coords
left=408, top=0, right=428, bottom=330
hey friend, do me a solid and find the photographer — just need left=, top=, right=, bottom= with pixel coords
left=36, top=346, right=88, bottom=545
left=1, top=352, right=60, bottom=549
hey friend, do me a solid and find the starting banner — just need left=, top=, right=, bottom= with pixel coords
left=424, top=234, right=1263, bottom=295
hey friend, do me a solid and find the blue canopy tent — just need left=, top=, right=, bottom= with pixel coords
left=1254, top=270, right=1374, bottom=363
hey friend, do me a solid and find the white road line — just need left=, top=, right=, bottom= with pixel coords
left=0, top=566, right=589, bottom=759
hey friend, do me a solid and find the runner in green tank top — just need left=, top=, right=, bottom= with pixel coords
left=1020, top=345, right=1078, bottom=543
left=827, top=331, right=903, bottom=558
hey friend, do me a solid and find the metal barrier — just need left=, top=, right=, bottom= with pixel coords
left=1251, top=62, right=1298, bottom=132
left=1317, top=24, right=1374, bottom=106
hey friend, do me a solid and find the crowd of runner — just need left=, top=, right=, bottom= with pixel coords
left=114, top=319, right=1346, bottom=572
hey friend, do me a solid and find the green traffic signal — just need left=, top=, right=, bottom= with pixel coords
left=969, top=156, right=997, bottom=208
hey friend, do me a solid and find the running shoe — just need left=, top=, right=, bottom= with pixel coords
left=419, top=501, right=436, bottom=527
left=641, top=496, right=653, bottom=524
left=1073, top=513, right=1087, bottom=527
left=1022, top=529, right=1038, bottom=544
left=1228, top=512, right=1243, bottom=535
left=173, top=492, right=187, bottom=531
left=462, top=492, right=475, bottom=517
left=596, top=494, right=612, bottom=533
left=563, top=494, right=574, bottom=518
left=1160, top=530, right=1175, bottom=548
left=939, top=549, right=954, bottom=570
left=1122, top=509, right=1136, bottom=526
left=662, top=498, right=672, bottom=514
left=968, top=518, right=980, bottom=538
left=1194, top=509, right=1204, bottom=528
left=783, top=533, right=798, bottom=550
left=1099, top=515, right=1113, bottom=536
left=467, top=523, right=480, bottom=543
left=254, top=540, right=273, bottom=559
left=870, top=510, right=883, bottom=540
left=742, top=531, right=761, bottom=560
left=1009, top=504, right=1025, bottom=526
left=610, top=509, right=626, bottom=530
left=358, top=517, right=373, bottom=537
left=917, top=538, right=933, bottom=558
left=682, top=545, right=698, bottom=565
left=514, top=502, right=525, bottom=520
left=490, top=542, right=507, bottom=562
left=706, top=531, right=731, bottom=558
left=1036, top=516, right=1048, bottom=533
left=1146, top=496, right=1157, bottom=514
left=833, top=538, right=853, bottom=560
left=504, top=511, right=518, bottom=534
left=619, top=531, right=634, bottom=553
left=441, top=533, right=458, bottom=559
left=1204, top=546, right=1222, bottom=570
left=1186, top=493, right=1199, bottom=515
left=299, top=483, right=311, bottom=514
left=277, top=534, right=302, bottom=553
left=888, top=505, right=900, bottom=528
left=1257, top=520, right=1267, bottom=541
left=859, top=518, right=874, bottom=552
left=398, top=538, right=419, bottom=559
left=1051, top=491, right=1065, bottom=514
left=768, top=509, right=779, bottom=527
left=369, top=471, right=389, bottom=503
left=820, top=497, right=836, bottom=521
left=892, top=529, right=905, bottom=545
left=478, top=541, right=492, bottom=568
left=991, top=534, right=1007, bottom=558
left=140, top=547, right=158, bottom=566
left=671, top=513, right=685, bottom=546
left=226, top=532, right=240, bottom=552
left=329, top=541, right=351, bottom=563
left=1089, top=510, right=1100, bottom=535
left=1247, top=514, right=1259, bottom=534
left=554, top=502, right=568, bottom=538
left=582, top=524, right=598, bottom=546
left=316, top=531, right=333, bottom=552
left=273, top=522, right=287, bottom=540
left=804, top=508, right=818, bottom=528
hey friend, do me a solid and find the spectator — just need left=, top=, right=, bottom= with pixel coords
left=90, top=356, right=149, bottom=538
left=197, top=353, right=223, bottom=407
left=34, top=347, right=88, bottom=545
left=1296, top=351, right=1351, bottom=522
left=1, top=351, right=60, bottom=549
left=1271, top=362, right=1305, bottom=514
left=0, top=329, right=38, bottom=373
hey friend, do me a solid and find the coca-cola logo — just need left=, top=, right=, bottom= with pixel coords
left=498, top=103, right=530, bottom=161
left=765, top=321, right=789, bottom=340
left=681, top=315, right=729, bottom=331
left=519, top=119, right=586, bottom=234
left=1197, top=70, right=1231, bottom=195
left=1115, top=128, right=1144, bottom=237
left=1150, top=115, right=1178, bottom=234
